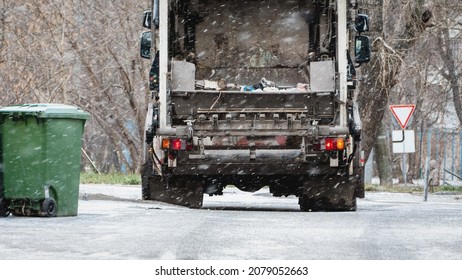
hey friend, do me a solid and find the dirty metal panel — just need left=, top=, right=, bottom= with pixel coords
left=194, top=0, right=309, bottom=71
left=171, top=60, right=195, bottom=91
left=310, top=61, right=336, bottom=92
left=193, top=121, right=318, bottom=137
left=171, top=91, right=334, bottom=121
left=171, top=91, right=330, bottom=111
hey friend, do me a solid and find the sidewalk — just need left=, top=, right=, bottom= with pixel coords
left=80, top=184, right=141, bottom=201
left=365, top=191, right=462, bottom=204
left=79, top=184, right=462, bottom=204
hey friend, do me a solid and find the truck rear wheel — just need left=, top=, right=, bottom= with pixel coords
left=141, top=155, right=155, bottom=200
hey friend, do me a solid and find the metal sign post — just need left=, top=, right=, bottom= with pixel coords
left=423, top=129, right=433, bottom=202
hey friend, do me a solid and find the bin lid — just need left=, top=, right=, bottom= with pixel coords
left=0, top=104, right=90, bottom=120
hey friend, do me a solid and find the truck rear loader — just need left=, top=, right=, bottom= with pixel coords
left=139, top=0, right=371, bottom=211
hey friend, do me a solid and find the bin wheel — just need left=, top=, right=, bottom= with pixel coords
left=0, top=198, right=10, bottom=217
left=42, top=198, right=57, bottom=217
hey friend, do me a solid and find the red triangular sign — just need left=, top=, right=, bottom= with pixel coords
left=389, top=105, right=415, bottom=129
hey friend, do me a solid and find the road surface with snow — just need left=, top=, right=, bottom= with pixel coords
left=0, top=185, right=461, bottom=260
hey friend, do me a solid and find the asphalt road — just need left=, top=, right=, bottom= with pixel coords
left=0, top=185, right=461, bottom=260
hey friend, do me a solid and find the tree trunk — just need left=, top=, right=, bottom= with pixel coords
left=439, top=27, right=462, bottom=125
left=0, top=1, right=4, bottom=63
left=374, top=122, right=393, bottom=187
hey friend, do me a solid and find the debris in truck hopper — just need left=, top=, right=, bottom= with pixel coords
left=196, top=78, right=309, bottom=92
left=238, top=78, right=310, bottom=93
left=217, top=79, right=227, bottom=90
left=196, top=79, right=236, bottom=91
left=226, top=83, right=239, bottom=90
left=252, top=83, right=264, bottom=91
left=241, top=85, right=255, bottom=91
left=263, top=87, right=279, bottom=92
left=261, top=77, right=276, bottom=88
left=241, top=77, right=277, bottom=92
left=195, top=80, right=220, bottom=90
left=296, top=83, right=310, bottom=91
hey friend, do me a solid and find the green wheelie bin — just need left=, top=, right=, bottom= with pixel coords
left=0, top=104, right=90, bottom=217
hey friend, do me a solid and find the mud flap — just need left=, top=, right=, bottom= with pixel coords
left=354, top=169, right=365, bottom=199
left=146, top=175, right=204, bottom=208
left=299, top=175, right=357, bottom=212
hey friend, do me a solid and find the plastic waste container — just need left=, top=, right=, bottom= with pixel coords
left=0, top=104, right=90, bottom=217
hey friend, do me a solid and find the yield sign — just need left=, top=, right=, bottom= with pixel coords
left=389, top=104, right=415, bottom=129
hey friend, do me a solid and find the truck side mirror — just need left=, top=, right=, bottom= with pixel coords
left=140, top=31, right=152, bottom=59
left=355, top=14, right=369, bottom=33
left=143, top=11, right=152, bottom=29
left=355, top=35, right=371, bottom=64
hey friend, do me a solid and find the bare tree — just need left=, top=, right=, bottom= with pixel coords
left=0, top=0, right=5, bottom=64
left=386, top=0, right=462, bottom=183
left=434, top=1, right=462, bottom=125
left=0, top=0, right=150, bottom=173
left=357, top=0, right=434, bottom=186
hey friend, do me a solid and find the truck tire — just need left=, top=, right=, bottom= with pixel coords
left=324, top=197, right=357, bottom=211
left=141, top=156, right=154, bottom=200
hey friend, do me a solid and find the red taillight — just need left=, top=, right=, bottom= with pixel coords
left=171, top=139, right=182, bottom=150
left=325, top=138, right=335, bottom=151
left=322, top=138, right=345, bottom=151
left=162, top=138, right=193, bottom=151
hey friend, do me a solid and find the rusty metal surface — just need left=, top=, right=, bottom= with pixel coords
left=170, top=91, right=335, bottom=120
left=193, top=0, right=308, bottom=70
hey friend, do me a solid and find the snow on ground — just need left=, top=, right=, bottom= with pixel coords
left=79, top=184, right=462, bottom=207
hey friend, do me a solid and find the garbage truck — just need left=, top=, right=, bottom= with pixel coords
left=139, top=0, right=371, bottom=211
